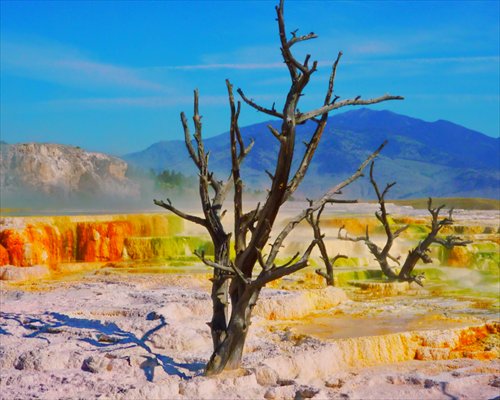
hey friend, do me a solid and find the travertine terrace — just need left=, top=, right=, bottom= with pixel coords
left=0, top=272, right=498, bottom=399
left=0, top=205, right=498, bottom=399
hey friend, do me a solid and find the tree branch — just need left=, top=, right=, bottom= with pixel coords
left=237, top=88, right=284, bottom=119
left=297, top=94, right=404, bottom=123
left=194, top=250, right=234, bottom=273
left=254, top=239, right=317, bottom=287
left=337, top=225, right=367, bottom=242
left=432, top=236, right=472, bottom=249
left=153, top=199, right=206, bottom=227
left=267, top=141, right=387, bottom=268
left=275, top=251, right=300, bottom=269
left=285, top=110, right=329, bottom=201
left=399, top=198, right=471, bottom=283
left=276, top=1, right=318, bottom=79
left=181, top=111, right=200, bottom=169
left=364, top=162, right=401, bottom=278
left=324, top=51, right=343, bottom=105
left=229, top=261, right=252, bottom=285
left=330, top=254, right=348, bottom=264
left=227, top=79, right=244, bottom=248
left=307, top=203, right=348, bottom=285
left=288, top=31, right=317, bottom=47
left=268, top=124, right=284, bottom=142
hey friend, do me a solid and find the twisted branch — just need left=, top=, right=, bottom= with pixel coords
left=297, top=94, right=404, bottom=123
left=153, top=199, right=206, bottom=227
left=266, top=141, right=387, bottom=268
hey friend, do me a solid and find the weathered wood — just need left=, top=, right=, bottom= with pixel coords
left=267, top=142, right=387, bottom=269
left=307, top=203, right=348, bottom=286
left=340, top=164, right=472, bottom=286
left=398, top=199, right=472, bottom=285
left=337, top=162, right=406, bottom=280
left=156, top=0, right=403, bottom=376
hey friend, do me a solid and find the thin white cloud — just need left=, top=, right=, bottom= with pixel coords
left=1, top=40, right=170, bottom=92
left=246, top=56, right=499, bottom=87
left=347, top=40, right=398, bottom=56
left=144, top=55, right=499, bottom=73
left=148, top=62, right=284, bottom=71
left=344, top=56, right=500, bottom=65
left=410, top=94, right=500, bottom=102
left=44, top=93, right=280, bottom=109
left=45, top=95, right=229, bottom=108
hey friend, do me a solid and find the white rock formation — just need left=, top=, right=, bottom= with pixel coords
left=0, top=143, right=138, bottom=198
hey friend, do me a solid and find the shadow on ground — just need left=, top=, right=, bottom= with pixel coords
left=1, top=311, right=205, bottom=381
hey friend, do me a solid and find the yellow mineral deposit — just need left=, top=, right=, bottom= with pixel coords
left=2, top=213, right=497, bottom=275
left=0, top=209, right=498, bottom=399
left=0, top=214, right=186, bottom=273
left=443, top=246, right=473, bottom=267
left=262, top=322, right=499, bottom=382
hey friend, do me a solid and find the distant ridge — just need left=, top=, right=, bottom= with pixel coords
left=124, top=108, right=499, bottom=200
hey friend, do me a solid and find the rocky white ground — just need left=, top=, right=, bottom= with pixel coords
left=1, top=271, right=498, bottom=400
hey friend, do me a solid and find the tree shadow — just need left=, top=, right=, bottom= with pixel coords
left=439, top=382, right=459, bottom=400
left=0, top=325, right=12, bottom=335
left=0, top=311, right=205, bottom=381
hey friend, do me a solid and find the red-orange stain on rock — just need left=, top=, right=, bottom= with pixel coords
left=76, top=221, right=133, bottom=262
left=0, top=215, right=176, bottom=267
left=0, top=244, right=10, bottom=265
left=0, top=229, right=26, bottom=266
left=62, top=229, right=74, bottom=262
left=0, top=224, right=76, bottom=267
left=24, top=224, right=60, bottom=266
left=450, top=325, right=499, bottom=360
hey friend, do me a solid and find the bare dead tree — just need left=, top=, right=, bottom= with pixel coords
left=338, top=161, right=407, bottom=280
left=155, top=0, right=403, bottom=375
left=339, top=161, right=471, bottom=286
left=306, top=201, right=350, bottom=286
left=155, top=82, right=253, bottom=352
left=398, top=198, right=472, bottom=285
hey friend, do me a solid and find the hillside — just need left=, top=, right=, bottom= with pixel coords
left=124, top=109, right=500, bottom=199
left=0, top=143, right=139, bottom=205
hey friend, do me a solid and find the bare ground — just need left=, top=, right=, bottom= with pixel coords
left=0, top=272, right=498, bottom=400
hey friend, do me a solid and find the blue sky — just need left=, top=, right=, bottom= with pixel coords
left=1, top=0, right=499, bottom=155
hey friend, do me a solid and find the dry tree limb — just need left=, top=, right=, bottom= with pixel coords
left=338, top=162, right=411, bottom=279
left=307, top=202, right=348, bottom=286
left=341, top=164, right=473, bottom=286
left=398, top=198, right=472, bottom=284
left=266, top=141, right=387, bottom=269
left=297, top=94, right=404, bottom=123
left=237, top=89, right=284, bottom=119
left=153, top=199, right=206, bottom=227
left=253, top=240, right=318, bottom=287
left=194, top=250, right=235, bottom=274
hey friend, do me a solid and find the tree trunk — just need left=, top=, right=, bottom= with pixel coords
left=399, top=233, right=436, bottom=280
left=365, top=242, right=399, bottom=280
left=318, top=235, right=334, bottom=286
left=379, top=260, right=398, bottom=280
left=209, top=237, right=231, bottom=349
left=205, top=285, right=260, bottom=375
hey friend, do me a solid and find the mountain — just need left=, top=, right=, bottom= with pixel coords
left=124, top=109, right=499, bottom=199
left=0, top=143, right=139, bottom=202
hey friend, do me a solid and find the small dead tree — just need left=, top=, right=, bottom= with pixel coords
left=155, top=0, right=402, bottom=375
left=306, top=201, right=348, bottom=286
left=339, top=162, right=471, bottom=286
